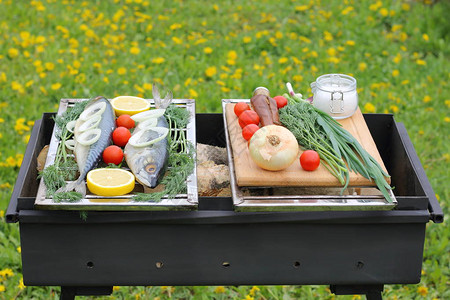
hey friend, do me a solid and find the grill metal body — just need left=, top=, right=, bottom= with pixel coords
left=6, top=113, right=443, bottom=300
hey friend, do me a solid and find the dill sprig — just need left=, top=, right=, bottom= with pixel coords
left=133, top=105, right=195, bottom=202
left=279, top=94, right=393, bottom=202
left=39, top=100, right=88, bottom=201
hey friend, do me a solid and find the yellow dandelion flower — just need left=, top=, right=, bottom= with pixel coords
left=221, top=87, right=231, bottom=92
left=390, top=105, right=399, bottom=113
left=392, top=70, right=399, bottom=77
left=213, top=4, right=219, bottom=11
left=227, top=59, right=236, bottom=66
left=444, top=117, right=450, bottom=122
left=45, top=62, right=55, bottom=71
left=130, top=46, right=140, bottom=54
left=8, top=48, right=19, bottom=58
left=401, top=80, right=409, bottom=85
left=172, top=37, right=182, bottom=45
left=0, top=268, right=14, bottom=278
left=364, top=103, right=376, bottom=113
left=143, top=83, right=152, bottom=90
left=393, top=54, right=402, bottom=64
left=278, top=57, right=288, bottom=64
left=36, top=35, right=46, bottom=43
left=402, top=3, right=410, bottom=11
left=117, top=67, right=127, bottom=75
left=103, top=77, right=109, bottom=83
left=346, top=40, right=355, bottom=46
left=152, top=57, right=165, bottom=64
left=0, top=285, right=5, bottom=292
left=243, top=36, right=251, bottom=43
left=293, top=75, right=303, bottom=82
left=295, top=5, right=308, bottom=12
left=18, top=278, right=26, bottom=290
left=341, top=6, right=354, bottom=15
left=205, top=66, right=217, bottom=77
left=417, top=286, right=428, bottom=296
left=169, top=23, right=182, bottom=30
left=358, top=62, right=367, bottom=72
left=422, top=34, right=429, bottom=41
left=51, top=83, right=62, bottom=90
left=227, top=50, right=237, bottom=60
left=400, top=32, right=408, bottom=41
left=379, top=8, right=389, bottom=17
left=416, top=59, right=426, bottom=66
left=323, top=31, right=333, bottom=41
left=327, top=48, right=336, bottom=56
left=423, top=95, right=431, bottom=103
left=12, top=81, right=25, bottom=93
left=25, top=80, right=34, bottom=87
left=189, top=89, right=198, bottom=98
left=214, top=286, right=225, bottom=293
left=113, top=286, right=120, bottom=291
left=0, top=72, right=6, bottom=82
left=204, top=47, right=213, bottom=54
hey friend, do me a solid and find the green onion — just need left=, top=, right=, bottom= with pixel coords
left=279, top=94, right=393, bottom=202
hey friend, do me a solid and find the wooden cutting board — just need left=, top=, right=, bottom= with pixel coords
left=225, top=103, right=390, bottom=187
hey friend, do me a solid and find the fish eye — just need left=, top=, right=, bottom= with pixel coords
left=145, top=164, right=156, bottom=173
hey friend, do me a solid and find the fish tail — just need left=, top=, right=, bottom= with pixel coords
left=56, top=180, right=77, bottom=193
left=55, top=178, right=87, bottom=198
left=75, top=180, right=87, bottom=198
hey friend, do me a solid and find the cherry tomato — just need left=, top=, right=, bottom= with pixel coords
left=242, top=123, right=260, bottom=141
left=274, top=95, right=288, bottom=109
left=112, top=126, right=131, bottom=147
left=300, top=150, right=320, bottom=171
left=116, top=114, right=135, bottom=129
left=238, top=110, right=260, bottom=128
left=234, top=102, right=250, bottom=117
left=102, top=145, right=124, bottom=165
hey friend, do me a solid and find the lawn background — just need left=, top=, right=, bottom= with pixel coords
left=0, top=0, right=448, bottom=299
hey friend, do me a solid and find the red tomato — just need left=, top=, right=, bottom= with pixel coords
left=242, top=124, right=259, bottom=141
left=102, top=145, right=124, bottom=165
left=112, top=127, right=131, bottom=147
left=300, top=150, right=320, bottom=171
left=234, top=102, right=250, bottom=117
left=238, top=110, right=260, bottom=128
left=274, top=95, right=288, bottom=109
left=116, top=114, right=135, bottom=129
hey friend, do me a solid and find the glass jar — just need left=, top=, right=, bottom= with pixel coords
left=310, top=74, right=358, bottom=119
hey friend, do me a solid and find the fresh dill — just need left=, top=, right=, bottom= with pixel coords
left=132, top=105, right=195, bottom=202
left=39, top=100, right=88, bottom=201
left=279, top=94, right=393, bottom=202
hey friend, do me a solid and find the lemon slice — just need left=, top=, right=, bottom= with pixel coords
left=87, top=168, right=135, bottom=196
left=111, top=96, right=151, bottom=116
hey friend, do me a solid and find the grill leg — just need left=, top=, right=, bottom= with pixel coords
left=59, top=286, right=113, bottom=300
left=60, top=287, right=76, bottom=300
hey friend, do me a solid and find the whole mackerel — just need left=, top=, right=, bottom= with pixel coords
left=124, top=116, right=169, bottom=188
left=59, top=96, right=116, bottom=197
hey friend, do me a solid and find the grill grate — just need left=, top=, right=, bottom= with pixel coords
left=35, top=98, right=198, bottom=211
left=222, top=99, right=397, bottom=211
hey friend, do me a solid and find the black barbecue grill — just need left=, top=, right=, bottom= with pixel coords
left=6, top=111, right=444, bottom=300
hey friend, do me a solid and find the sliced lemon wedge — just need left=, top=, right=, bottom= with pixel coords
left=111, top=96, right=151, bottom=116
left=87, top=168, right=135, bottom=196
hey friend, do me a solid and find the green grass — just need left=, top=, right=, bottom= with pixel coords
left=0, top=0, right=449, bottom=299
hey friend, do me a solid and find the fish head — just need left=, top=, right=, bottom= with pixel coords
left=133, top=152, right=165, bottom=188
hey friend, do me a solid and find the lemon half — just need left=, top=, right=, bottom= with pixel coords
left=87, top=168, right=135, bottom=196
left=111, top=96, right=151, bottom=116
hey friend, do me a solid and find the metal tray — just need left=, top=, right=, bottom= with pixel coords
left=222, top=99, right=397, bottom=211
left=34, top=98, right=198, bottom=211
